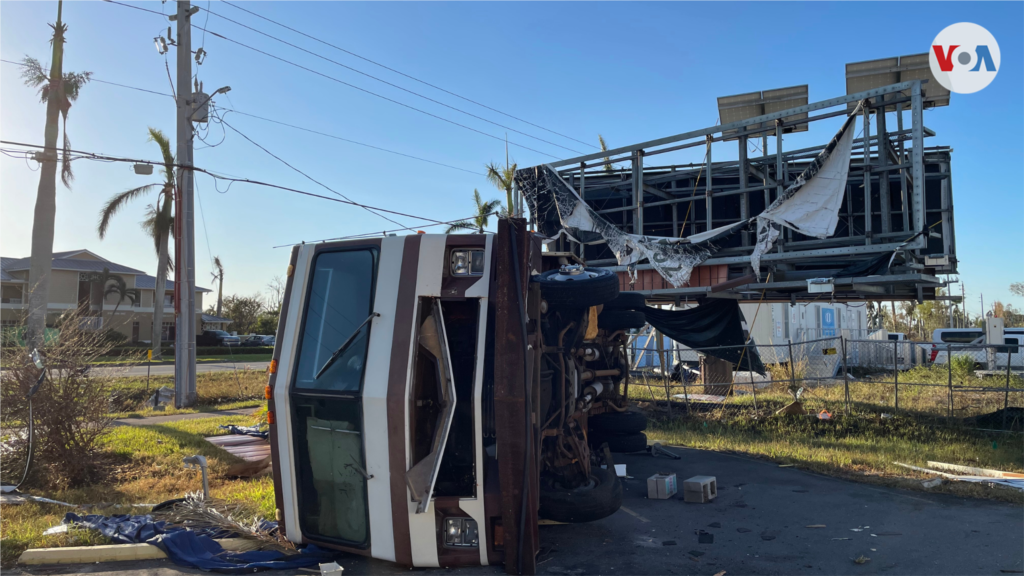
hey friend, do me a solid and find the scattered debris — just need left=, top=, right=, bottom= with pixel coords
left=649, top=442, right=682, bottom=460
left=831, top=538, right=851, bottom=541
left=713, top=571, right=727, bottom=576
left=614, top=464, right=627, bottom=477
left=817, top=410, right=832, bottom=420
left=894, top=462, right=1024, bottom=491
left=925, top=461, right=1024, bottom=479
left=707, top=522, right=721, bottom=528
left=736, top=528, right=751, bottom=533
left=759, top=530, right=779, bottom=541
left=319, top=561, right=344, bottom=576
left=662, top=540, right=677, bottom=546
left=647, top=473, right=677, bottom=499
left=683, top=476, right=718, bottom=503
left=42, top=524, right=72, bottom=536
left=853, top=555, right=871, bottom=565
left=148, top=386, right=174, bottom=408
left=874, top=532, right=902, bottom=536
left=778, top=464, right=794, bottom=468
left=806, top=525, right=826, bottom=528
left=921, top=477, right=944, bottom=489
left=688, top=550, right=705, bottom=557
left=695, top=529, right=714, bottom=544
left=0, top=493, right=77, bottom=507
left=880, top=413, right=893, bottom=419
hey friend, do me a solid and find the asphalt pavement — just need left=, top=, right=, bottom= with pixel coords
left=89, top=361, right=270, bottom=378
left=9, top=446, right=1023, bottom=575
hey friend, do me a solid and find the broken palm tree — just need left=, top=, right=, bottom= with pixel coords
left=152, top=492, right=295, bottom=553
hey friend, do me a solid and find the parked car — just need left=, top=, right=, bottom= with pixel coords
left=928, top=328, right=1023, bottom=367
left=241, top=335, right=275, bottom=347
left=196, top=330, right=240, bottom=347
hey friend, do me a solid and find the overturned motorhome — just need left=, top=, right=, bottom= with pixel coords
left=518, top=80, right=957, bottom=304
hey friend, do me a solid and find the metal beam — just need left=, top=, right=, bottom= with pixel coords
left=549, top=81, right=918, bottom=168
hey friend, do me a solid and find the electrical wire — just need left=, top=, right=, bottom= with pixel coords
left=219, top=107, right=483, bottom=175
left=187, top=23, right=562, bottom=159
left=0, top=58, right=173, bottom=99
left=0, top=140, right=458, bottom=229
left=218, top=0, right=595, bottom=150
left=102, top=0, right=166, bottom=17
left=201, top=7, right=585, bottom=155
left=217, top=118, right=414, bottom=229
left=274, top=212, right=500, bottom=248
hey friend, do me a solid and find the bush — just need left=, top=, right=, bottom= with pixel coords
left=0, top=312, right=119, bottom=488
left=98, top=329, right=128, bottom=346
left=950, top=355, right=975, bottom=381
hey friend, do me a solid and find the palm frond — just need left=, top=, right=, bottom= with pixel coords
left=148, top=128, right=175, bottom=186
left=445, top=221, right=476, bottom=234
left=19, top=56, right=49, bottom=100
left=62, top=71, right=92, bottom=103
left=97, top=184, right=159, bottom=239
left=61, top=129, right=74, bottom=187
left=485, top=162, right=510, bottom=191
left=479, top=200, right=502, bottom=215
left=598, top=134, right=613, bottom=173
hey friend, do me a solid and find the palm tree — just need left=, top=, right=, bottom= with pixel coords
left=211, top=256, right=224, bottom=317
left=598, top=135, right=614, bottom=173
left=97, top=128, right=174, bottom=358
left=446, top=189, right=502, bottom=234
left=21, top=1, right=91, bottom=348
left=85, top=268, right=139, bottom=328
left=485, top=162, right=517, bottom=217
left=20, top=58, right=91, bottom=189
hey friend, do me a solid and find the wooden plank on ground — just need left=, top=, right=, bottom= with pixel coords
left=18, top=538, right=253, bottom=565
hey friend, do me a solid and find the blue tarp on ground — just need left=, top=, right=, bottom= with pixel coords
left=62, top=513, right=330, bottom=573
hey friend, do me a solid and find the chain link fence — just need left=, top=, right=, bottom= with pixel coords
left=627, top=331, right=1024, bottom=431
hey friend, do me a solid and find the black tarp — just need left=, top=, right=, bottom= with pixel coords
left=642, top=300, right=766, bottom=375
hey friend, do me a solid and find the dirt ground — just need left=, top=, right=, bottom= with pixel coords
left=10, top=446, right=1023, bottom=575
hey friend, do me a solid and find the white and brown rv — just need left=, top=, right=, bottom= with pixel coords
left=266, top=220, right=649, bottom=573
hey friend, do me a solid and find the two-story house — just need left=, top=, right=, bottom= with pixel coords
left=1, top=249, right=231, bottom=344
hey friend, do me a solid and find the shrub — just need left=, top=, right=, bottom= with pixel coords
left=98, top=328, right=128, bottom=346
left=0, top=312, right=119, bottom=488
left=950, top=355, right=975, bottom=381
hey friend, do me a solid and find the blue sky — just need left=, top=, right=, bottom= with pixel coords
left=1, top=1, right=1021, bottom=315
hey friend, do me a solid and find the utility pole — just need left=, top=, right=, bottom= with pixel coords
left=25, top=0, right=65, bottom=348
left=961, top=283, right=966, bottom=328
left=174, top=0, right=198, bottom=408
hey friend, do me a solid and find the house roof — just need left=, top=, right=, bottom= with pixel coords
left=0, top=258, right=24, bottom=283
left=136, top=275, right=211, bottom=293
left=1, top=250, right=210, bottom=292
left=1, top=255, right=146, bottom=276
left=202, top=313, right=233, bottom=323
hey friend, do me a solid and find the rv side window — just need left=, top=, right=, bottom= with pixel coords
left=939, top=331, right=982, bottom=344
left=294, top=249, right=377, bottom=392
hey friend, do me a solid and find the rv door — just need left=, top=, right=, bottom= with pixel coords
left=406, top=298, right=457, bottom=514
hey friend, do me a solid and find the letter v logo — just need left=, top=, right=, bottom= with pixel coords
left=932, top=45, right=959, bottom=72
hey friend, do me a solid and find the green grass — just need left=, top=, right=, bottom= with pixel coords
left=0, top=414, right=274, bottom=568
left=91, top=354, right=271, bottom=366
left=108, top=370, right=267, bottom=417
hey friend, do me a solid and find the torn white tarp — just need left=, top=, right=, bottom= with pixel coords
left=516, top=165, right=743, bottom=287
left=751, top=101, right=864, bottom=277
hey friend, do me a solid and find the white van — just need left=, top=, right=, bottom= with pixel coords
left=929, top=328, right=1024, bottom=368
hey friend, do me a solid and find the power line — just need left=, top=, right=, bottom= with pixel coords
left=102, top=0, right=165, bottom=17
left=202, top=6, right=585, bottom=155
left=187, top=23, right=562, bottom=159
left=220, top=108, right=483, bottom=175
left=1, top=59, right=484, bottom=176
left=218, top=0, right=595, bottom=150
left=271, top=213, right=499, bottom=249
left=0, top=139, right=456, bottom=227
left=217, top=117, right=416, bottom=229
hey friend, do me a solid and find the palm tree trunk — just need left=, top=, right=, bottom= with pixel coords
left=25, top=2, right=65, bottom=348
left=152, top=231, right=170, bottom=359
left=216, top=274, right=223, bottom=317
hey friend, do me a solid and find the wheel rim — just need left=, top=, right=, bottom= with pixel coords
left=549, top=265, right=604, bottom=282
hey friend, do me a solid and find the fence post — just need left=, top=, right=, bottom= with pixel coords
left=655, top=330, right=671, bottom=418
left=841, top=336, right=851, bottom=414
left=947, top=344, right=953, bottom=419
left=1004, top=348, right=1013, bottom=430
left=787, top=340, right=797, bottom=391
left=893, top=340, right=899, bottom=412
left=748, top=351, right=759, bottom=413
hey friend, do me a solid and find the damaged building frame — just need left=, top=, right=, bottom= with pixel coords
left=524, top=80, right=956, bottom=304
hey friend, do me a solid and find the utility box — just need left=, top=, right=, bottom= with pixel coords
left=985, top=317, right=1004, bottom=370
left=647, top=473, right=678, bottom=499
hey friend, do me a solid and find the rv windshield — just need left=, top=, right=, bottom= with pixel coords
left=294, top=249, right=376, bottom=392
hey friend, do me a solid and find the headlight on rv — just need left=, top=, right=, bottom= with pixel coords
left=450, top=250, right=485, bottom=276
